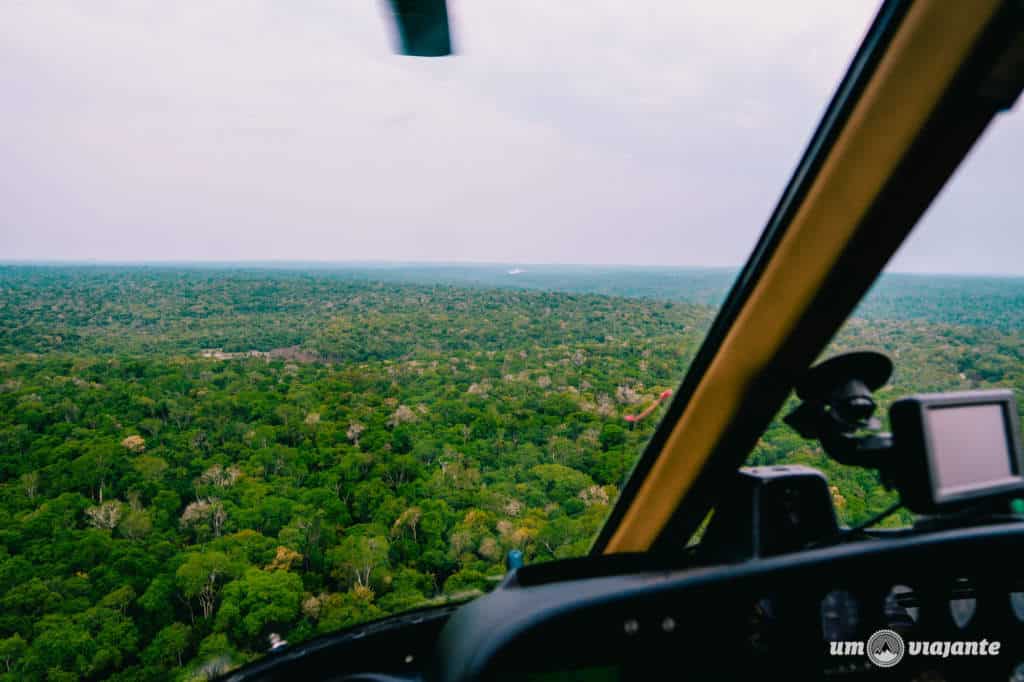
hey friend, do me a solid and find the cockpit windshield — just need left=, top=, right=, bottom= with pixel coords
left=0, top=2, right=908, bottom=678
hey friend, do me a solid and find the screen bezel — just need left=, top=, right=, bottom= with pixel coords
left=901, top=390, right=1024, bottom=507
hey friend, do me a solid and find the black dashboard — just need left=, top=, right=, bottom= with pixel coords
left=226, top=522, right=1024, bottom=682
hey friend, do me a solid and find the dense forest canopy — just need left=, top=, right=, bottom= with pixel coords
left=1, top=265, right=1022, bottom=680
left=90, top=263, right=1021, bottom=330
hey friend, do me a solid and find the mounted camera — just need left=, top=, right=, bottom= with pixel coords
left=785, top=351, right=1024, bottom=514
left=696, top=465, right=840, bottom=562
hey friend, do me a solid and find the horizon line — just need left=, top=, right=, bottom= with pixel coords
left=1, top=258, right=1022, bottom=279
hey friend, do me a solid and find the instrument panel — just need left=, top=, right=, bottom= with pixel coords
left=430, top=523, right=1024, bottom=682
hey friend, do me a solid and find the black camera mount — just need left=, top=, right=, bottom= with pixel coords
left=784, top=351, right=896, bottom=471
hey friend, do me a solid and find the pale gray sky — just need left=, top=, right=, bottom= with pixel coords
left=0, top=1, right=1020, bottom=273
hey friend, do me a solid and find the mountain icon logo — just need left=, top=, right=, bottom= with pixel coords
left=866, top=629, right=905, bottom=668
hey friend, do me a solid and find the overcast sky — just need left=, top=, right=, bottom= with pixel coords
left=1, top=1, right=1020, bottom=273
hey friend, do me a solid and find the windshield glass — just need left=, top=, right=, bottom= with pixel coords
left=747, top=95, right=1024, bottom=529
left=0, top=2, right=877, bottom=678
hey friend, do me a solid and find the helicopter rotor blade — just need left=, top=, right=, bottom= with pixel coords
left=386, top=0, right=452, bottom=56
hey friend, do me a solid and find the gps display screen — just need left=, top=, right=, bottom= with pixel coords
left=926, top=404, right=1017, bottom=496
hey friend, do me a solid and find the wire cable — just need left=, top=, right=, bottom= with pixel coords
left=847, top=499, right=903, bottom=533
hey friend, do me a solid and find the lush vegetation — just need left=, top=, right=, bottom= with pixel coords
left=1, top=265, right=1022, bottom=680
left=196, top=263, right=1024, bottom=330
